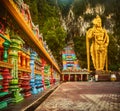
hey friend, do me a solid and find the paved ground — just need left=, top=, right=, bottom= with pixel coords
left=35, top=82, right=120, bottom=111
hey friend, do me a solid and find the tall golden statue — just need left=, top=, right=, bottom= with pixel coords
left=86, top=15, right=109, bottom=71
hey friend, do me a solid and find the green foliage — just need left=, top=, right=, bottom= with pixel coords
left=46, top=0, right=57, bottom=6
left=25, top=0, right=39, bottom=25
left=108, top=34, right=120, bottom=71
left=73, top=35, right=87, bottom=68
left=24, top=0, right=67, bottom=67
left=73, top=0, right=87, bottom=18
left=113, top=0, right=120, bottom=39
left=86, top=0, right=105, bottom=7
left=42, top=17, right=67, bottom=65
left=57, top=0, right=74, bottom=17
left=83, top=14, right=96, bottom=22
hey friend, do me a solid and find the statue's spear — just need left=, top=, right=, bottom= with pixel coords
left=86, top=31, right=90, bottom=72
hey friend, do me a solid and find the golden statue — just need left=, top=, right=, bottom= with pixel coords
left=86, top=15, right=109, bottom=71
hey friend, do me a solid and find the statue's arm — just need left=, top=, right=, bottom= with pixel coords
left=86, top=28, right=93, bottom=39
left=104, top=30, right=109, bottom=46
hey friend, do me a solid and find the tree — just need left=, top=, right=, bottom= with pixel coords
left=42, top=17, right=67, bottom=66
left=73, top=35, right=87, bottom=69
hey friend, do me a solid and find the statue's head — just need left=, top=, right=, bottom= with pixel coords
left=92, top=15, right=102, bottom=27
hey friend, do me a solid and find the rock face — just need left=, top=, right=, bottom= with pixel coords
left=59, top=2, right=114, bottom=41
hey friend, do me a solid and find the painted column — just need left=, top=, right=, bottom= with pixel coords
left=81, top=75, right=83, bottom=81
left=3, top=40, right=11, bottom=62
left=26, top=55, right=30, bottom=69
left=0, top=73, right=9, bottom=109
left=87, top=75, right=89, bottom=81
left=0, top=33, right=12, bottom=108
left=9, top=35, right=24, bottom=103
left=44, top=65, right=50, bottom=88
left=18, top=51, right=22, bottom=67
left=75, top=74, right=77, bottom=81
left=35, top=74, right=43, bottom=92
left=41, top=58, right=46, bottom=90
left=62, top=53, right=67, bottom=70
left=50, top=66, right=53, bottom=85
left=21, top=52, right=26, bottom=68
left=2, top=39, right=12, bottom=92
left=0, top=34, right=5, bottom=61
left=41, top=66, right=45, bottom=90
left=0, top=33, right=10, bottom=62
left=21, top=72, right=31, bottom=97
left=30, top=52, right=38, bottom=94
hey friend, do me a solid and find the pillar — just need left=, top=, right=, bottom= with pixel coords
left=81, top=75, right=83, bottom=81
left=0, top=33, right=11, bottom=62
left=3, top=40, right=10, bottom=62
left=87, top=75, right=89, bottom=81
left=30, top=52, right=38, bottom=94
left=2, top=39, right=12, bottom=92
left=75, top=74, right=77, bottom=81
left=21, top=52, right=26, bottom=68
left=0, top=34, right=5, bottom=61
left=26, top=55, right=30, bottom=69
left=9, top=35, right=24, bottom=103
left=18, top=51, right=22, bottom=67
